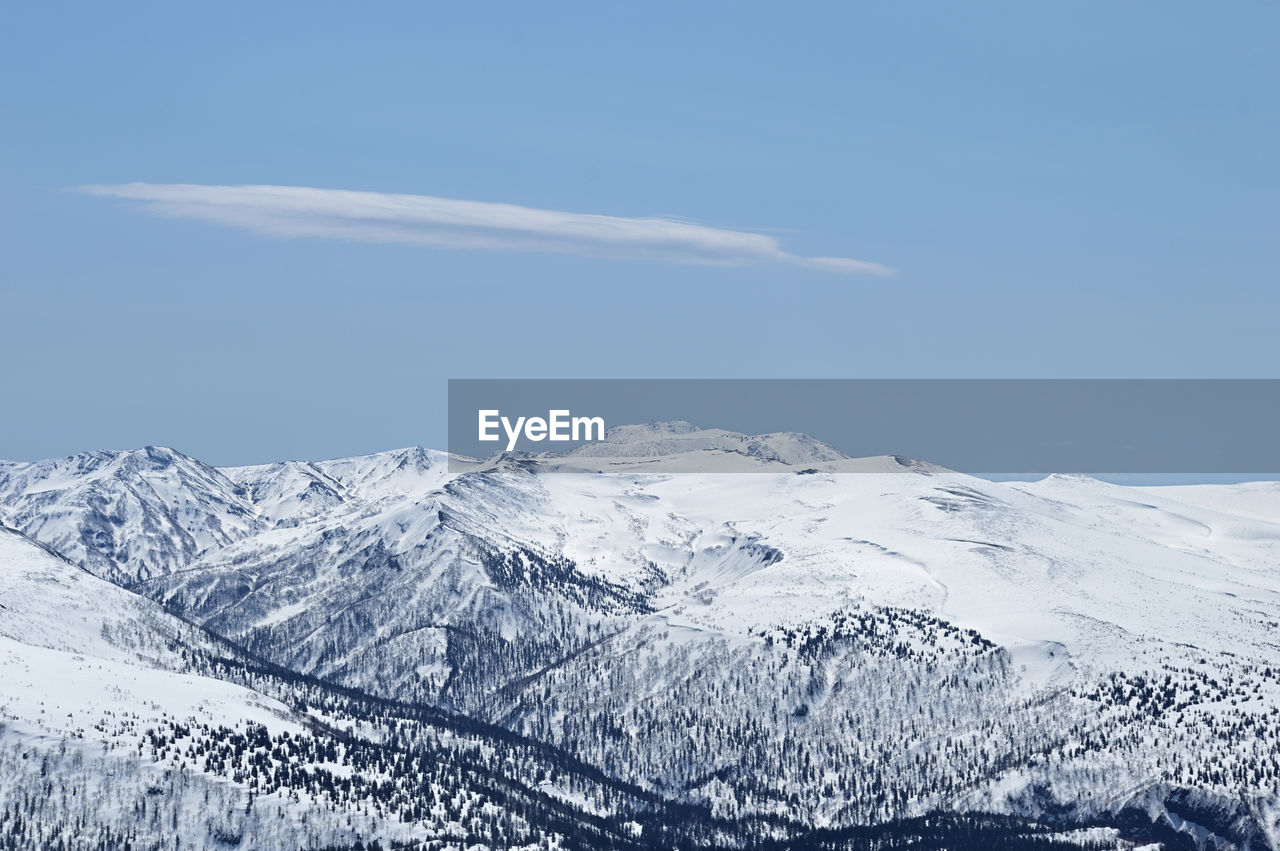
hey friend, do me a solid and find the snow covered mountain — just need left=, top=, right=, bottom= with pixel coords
left=0, top=523, right=757, bottom=849
left=2, top=425, right=1279, bottom=849
left=568, top=421, right=853, bottom=465
left=0, top=447, right=263, bottom=584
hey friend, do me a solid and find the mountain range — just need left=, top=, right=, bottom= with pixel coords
left=1, top=423, right=1278, bottom=849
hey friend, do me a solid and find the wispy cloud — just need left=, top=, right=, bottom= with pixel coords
left=79, top=183, right=893, bottom=276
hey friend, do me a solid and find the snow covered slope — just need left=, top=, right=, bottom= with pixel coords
left=0, top=523, right=222, bottom=666
left=0, top=523, right=747, bottom=849
left=0, top=526, right=331, bottom=845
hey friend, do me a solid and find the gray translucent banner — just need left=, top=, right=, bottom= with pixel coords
left=447, top=379, right=1280, bottom=475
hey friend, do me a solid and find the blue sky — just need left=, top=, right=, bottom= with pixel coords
left=2, top=2, right=1276, bottom=464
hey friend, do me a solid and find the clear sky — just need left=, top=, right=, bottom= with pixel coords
left=2, top=2, right=1276, bottom=464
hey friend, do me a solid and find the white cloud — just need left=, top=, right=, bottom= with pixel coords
left=79, top=183, right=893, bottom=276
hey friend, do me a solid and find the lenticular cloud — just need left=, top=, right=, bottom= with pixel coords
left=79, top=182, right=893, bottom=275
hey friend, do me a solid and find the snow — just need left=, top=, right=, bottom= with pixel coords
left=3, top=425, right=1280, bottom=847
left=0, top=526, right=300, bottom=737
left=0, top=637, right=301, bottom=743
left=9, top=428, right=1279, bottom=708
left=567, top=421, right=852, bottom=465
